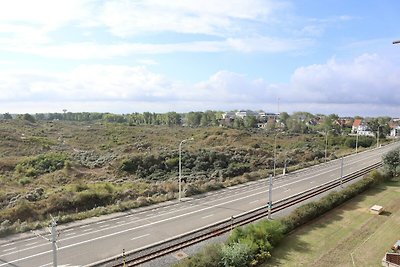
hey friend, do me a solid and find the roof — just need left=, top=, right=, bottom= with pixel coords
left=353, top=119, right=362, bottom=127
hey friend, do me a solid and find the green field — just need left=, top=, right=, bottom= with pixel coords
left=266, top=177, right=400, bottom=267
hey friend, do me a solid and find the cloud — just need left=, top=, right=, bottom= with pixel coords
left=1, top=53, right=399, bottom=116
left=98, top=0, right=287, bottom=37
left=4, top=36, right=312, bottom=60
left=289, top=53, right=400, bottom=105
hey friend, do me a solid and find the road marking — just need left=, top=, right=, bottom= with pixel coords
left=250, top=200, right=259, bottom=204
left=0, top=243, right=13, bottom=248
left=3, top=247, right=16, bottom=252
left=63, top=228, right=74, bottom=232
left=116, top=221, right=126, bottom=224
left=25, top=237, right=37, bottom=242
left=82, top=228, right=93, bottom=232
left=79, top=225, right=90, bottom=229
left=25, top=242, right=38, bottom=247
left=125, top=214, right=136, bottom=218
left=64, top=232, right=76, bottom=236
left=109, top=218, right=119, bottom=222
left=2, top=146, right=394, bottom=265
left=38, top=262, right=52, bottom=267
left=202, top=214, right=214, bottom=219
left=99, top=224, right=110, bottom=228
left=131, top=234, right=150, bottom=241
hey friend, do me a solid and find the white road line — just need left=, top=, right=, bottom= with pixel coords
left=25, top=237, right=37, bottom=242
left=1, top=147, right=392, bottom=265
left=38, top=262, right=52, bottom=267
left=116, top=221, right=126, bottom=224
left=126, top=214, right=136, bottom=218
left=109, top=218, right=119, bottom=222
left=0, top=243, right=13, bottom=248
left=202, top=214, right=214, bottom=219
left=79, top=225, right=90, bottom=228
left=99, top=224, right=110, bottom=228
left=63, top=228, right=74, bottom=232
left=250, top=200, right=259, bottom=204
left=25, top=242, right=38, bottom=247
left=64, top=232, right=76, bottom=236
left=95, top=221, right=105, bottom=225
left=130, top=234, right=150, bottom=241
left=3, top=247, right=16, bottom=252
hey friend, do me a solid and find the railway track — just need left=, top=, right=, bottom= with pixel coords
left=89, top=161, right=382, bottom=267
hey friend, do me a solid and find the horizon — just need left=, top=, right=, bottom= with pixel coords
left=0, top=1, right=399, bottom=117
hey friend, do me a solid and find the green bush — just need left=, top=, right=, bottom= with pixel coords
left=18, top=177, right=32, bottom=185
left=175, top=243, right=223, bottom=267
left=15, top=153, right=68, bottom=177
left=221, top=242, right=255, bottom=267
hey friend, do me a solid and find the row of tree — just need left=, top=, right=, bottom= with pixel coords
left=1, top=111, right=393, bottom=135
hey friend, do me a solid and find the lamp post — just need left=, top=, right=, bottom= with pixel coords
left=179, top=138, right=193, bottom=202
left=355, top=131, right=359, bottom=154
left=273, top=131, right=284, bottom=178
left=270, top=131, right=284, bottom=219
left=376, top=125, right=383, bottom=148
left=393, top=40, right=400, bottom=44
left=324, top=129, right=333, bottom=162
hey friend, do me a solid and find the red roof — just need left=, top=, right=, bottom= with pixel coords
left=353, top=119, right=362, bottom=127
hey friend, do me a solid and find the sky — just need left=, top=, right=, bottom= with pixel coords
left=0, top=0, right=399, bottom=117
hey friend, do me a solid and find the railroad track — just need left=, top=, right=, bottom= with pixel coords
left=89, top=162, right=382, bottom=267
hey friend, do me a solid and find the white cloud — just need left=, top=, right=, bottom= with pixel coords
left=98, top=0, right=286, bottom=37
left=3, top=36, right=312, bottom=60
left=1, top=53, right=399, bottom=116
left=289, top=54, right=400, bottom=105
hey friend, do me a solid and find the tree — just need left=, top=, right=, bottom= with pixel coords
left=3, top=113, right=12, bottom=120
left=383, top=148, right=400, bottom=177
left=19, top=113, right=36, bottom=123
left=244, top=116, right=257, bottom=128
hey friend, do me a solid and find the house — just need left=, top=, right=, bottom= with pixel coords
left=352, top=119, right=374, bottom=136
left=390, top=126, right=400, bottom=137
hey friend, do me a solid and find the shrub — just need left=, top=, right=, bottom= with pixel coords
left=18, top=177, right=32, bottom=185
left=15, top=153, right=68, bottom=177
left=175, top=243, right=223, bottom=267
left=221, top=242, right=255, bottom=267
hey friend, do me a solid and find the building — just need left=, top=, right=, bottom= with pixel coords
left=352, top=119, right=374, bottom=136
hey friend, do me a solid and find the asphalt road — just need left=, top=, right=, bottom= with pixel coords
left=0, top=142, right=399, bottom=267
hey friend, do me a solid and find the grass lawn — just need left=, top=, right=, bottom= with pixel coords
left=266, top=177, right=400, bottom=267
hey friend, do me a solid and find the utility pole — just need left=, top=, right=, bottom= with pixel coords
left=268, top=174, right=272, bottom=219
left=355, top=132, right=359, bottom=154
left=32, top=215, right=58, bottom=267
left=340, top=157, right=344, bottom=188
left=50, top=218, right=58, bottom=267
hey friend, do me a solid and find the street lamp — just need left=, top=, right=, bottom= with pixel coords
left=179, top=138, right=193, bottom=201
left=355, top=131, right=359, bottom=154
left=324, top=129, right=334, bottom=162
left=270, top=131, right=284, bottom=219
left=273, top=131, right=284, bottom=178
left=393, top=40, right=400, bottom=44
left=376, top=125, right=384, bottom=148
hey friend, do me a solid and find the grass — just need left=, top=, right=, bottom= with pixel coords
left=265, top=177, right=400, bottom=267
left=0, top=119, right=386, bottom=236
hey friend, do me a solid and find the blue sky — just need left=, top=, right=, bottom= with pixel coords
left=0, top=0, right=399, bottom=116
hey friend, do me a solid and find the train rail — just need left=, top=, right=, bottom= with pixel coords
left=88, top=162, right=382, bottom=267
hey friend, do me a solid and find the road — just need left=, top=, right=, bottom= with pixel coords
left=0, top=142, right=399, bottom=267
